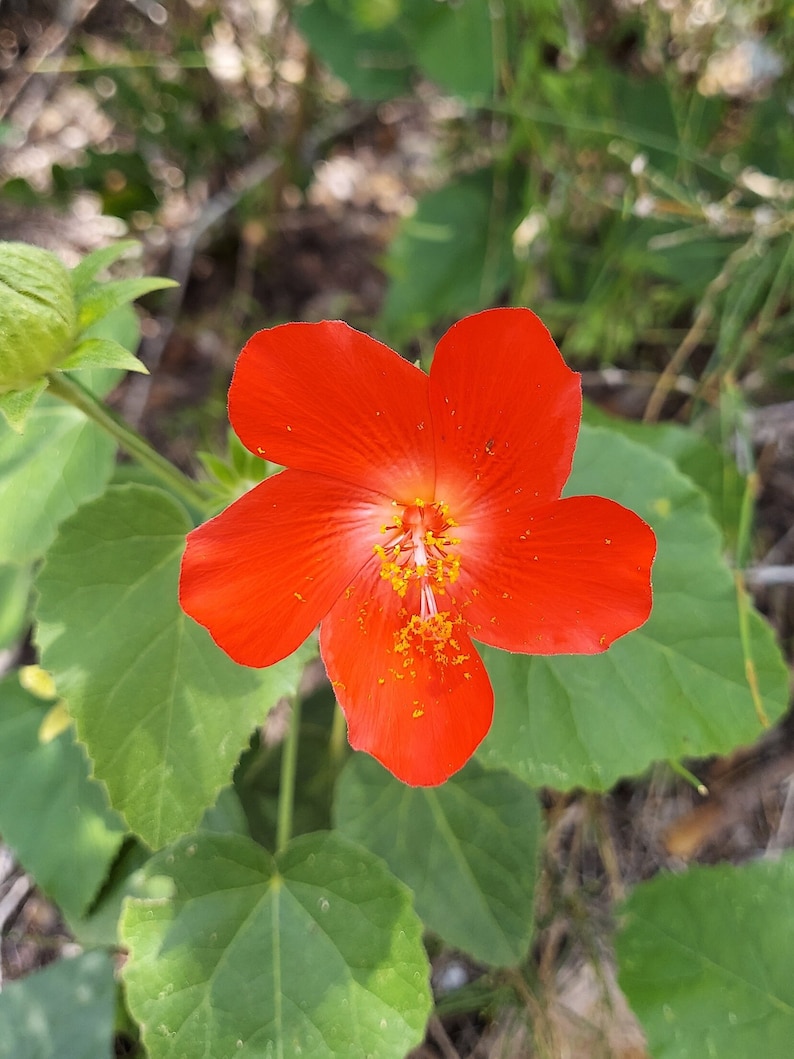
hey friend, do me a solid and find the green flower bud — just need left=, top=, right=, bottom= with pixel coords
left=0, top=242, right=76, bottom=394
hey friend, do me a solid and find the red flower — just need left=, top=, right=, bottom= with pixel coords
left=179, top=309, right=656, bottom=786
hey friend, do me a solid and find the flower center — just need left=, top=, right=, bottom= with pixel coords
left=374, top=499, right=462, bottom=620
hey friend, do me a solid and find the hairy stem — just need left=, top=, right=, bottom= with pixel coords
left=47, top=372, right=211, bottom=511
left=276, top=696, right=302, bottom=854
left=328, top=703, right=348, bottom=774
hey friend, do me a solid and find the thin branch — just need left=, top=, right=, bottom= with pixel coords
left=0, top=0, right=103, bottom=124
left=122, top=154, right=279, bottom=428
left=643, top=235, right=768, bottom=423
left=745, top=565, right=794, bottom=588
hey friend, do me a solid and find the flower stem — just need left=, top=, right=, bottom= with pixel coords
left=47, top=372, right=211, bottom=512
left=276, top=696, right=302, bottom=854
left=328, top=703, right=348, bottom=773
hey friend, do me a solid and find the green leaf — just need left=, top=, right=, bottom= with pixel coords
left=120, top=831, right=432, bottom=1059
left=59, top=336, right=149, bottom=374
left=228, top=427, right=281, bottom=483
left=196, top=449, right=238, bottom=488
left=0, top=563, right=31, bottom=648
left=67, top=839, right=155, bottom=948
left=334, top=757, right=542, bottom=966
left=294, top=0, right=414, bottom=99
left=70, top=239, right=141, bottom=295
left=616, top=856, right=794, bottom=1058
left=380, top=169, right=518, bottom=346
left=196, top=431, right=281, bottom=509
left=0, top=377, right=48, bottom=432
left=582, top=403, right=745, bottom=545
left=34, top=484, right=311, bottom=848
left=0, top=951, right=116, bottom=1059
left=479, top=426, right=789, bottom=790
left=0, top=676, right=125, bottom=919
left=84, top=299, right=140, bottom=355
left=198, top=785, right=250, bottom=837
left=349, top=0, right=401, bottom=30
left=75, top=276, right=177, bottom=333
left=411, top=1, right=495, bottom=99
left=0, top=393, right=116, bottom=565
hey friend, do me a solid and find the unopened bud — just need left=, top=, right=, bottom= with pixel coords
left=0, top=242, right=76, bottom=394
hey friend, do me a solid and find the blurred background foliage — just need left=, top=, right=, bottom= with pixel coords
left=1, top=0, right=791, bottom=409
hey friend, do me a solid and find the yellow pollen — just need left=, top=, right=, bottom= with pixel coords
left=373, top=499, right=462, bottom=614
left=390, top=610, right=470, bottom=674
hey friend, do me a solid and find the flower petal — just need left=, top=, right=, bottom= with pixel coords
left=320, top=564, right=494, bottom=786
left=429, top=308, right=582, bottom=515
left=229, top=321, right=435, bottom=500
left=180, top=469, right=390, bottom=667
left=457, top=495, right=656, bottom=654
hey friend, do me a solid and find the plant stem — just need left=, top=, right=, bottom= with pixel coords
left=47, top=372, right=211, bottom=511
left=667, top=758, right=708, bottom=796
left=328, top=703, right=348, bottom=773
left=276, top=696, right=302, bottom=854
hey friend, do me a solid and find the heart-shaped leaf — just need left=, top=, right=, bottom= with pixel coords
left=335, top=756, right=542, bottom=966
left=582, top=403, right=745, bottom=544
left=121, top=831, right=432, bottom=1059
left=479, top=426, right=789, bottom=790
left=35, top=484, right=311, bottom=848
left=616, top=856, right=794, bottom=1058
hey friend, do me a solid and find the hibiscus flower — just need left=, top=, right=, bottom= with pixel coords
left=179, top=308, right=655, bottom=786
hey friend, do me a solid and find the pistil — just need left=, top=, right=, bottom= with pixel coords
left=374, top=499, right=462, bottom=614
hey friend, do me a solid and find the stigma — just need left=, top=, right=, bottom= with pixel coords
left=374, top=499, right=461, bottom=619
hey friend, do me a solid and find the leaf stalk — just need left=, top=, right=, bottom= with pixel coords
left=46, top=372, right=211, bottom=512
left=276, top=696, right=302, bottom=854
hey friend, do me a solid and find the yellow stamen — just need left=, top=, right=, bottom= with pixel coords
left=373, top=498, right=462, bottom=614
